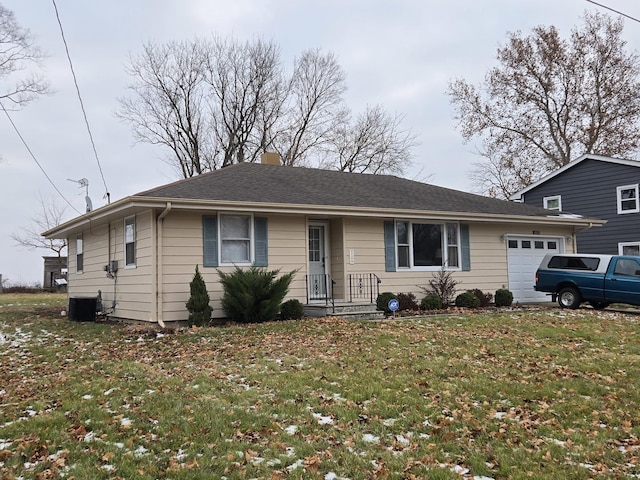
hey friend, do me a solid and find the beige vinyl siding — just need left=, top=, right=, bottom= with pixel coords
left=160, top=212, right=308, bottom=322
left=65, top=211, right=154, bottom=322
left=329, top=218, right=345, bottom=299
left=342, top=218, right=575, bottom=301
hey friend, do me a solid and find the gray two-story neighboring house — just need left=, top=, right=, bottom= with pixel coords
left=511, top=154, right=640, bottom=256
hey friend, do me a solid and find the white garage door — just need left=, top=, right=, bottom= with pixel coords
left=507, top=236, right=561, bottom=303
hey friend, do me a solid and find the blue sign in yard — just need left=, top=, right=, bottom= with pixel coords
left=388, top=298, right=399, bottom=312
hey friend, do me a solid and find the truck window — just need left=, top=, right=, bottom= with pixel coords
left=547, top=256, right=600, bottom=271
left=614, top=259, right=640, bottom=276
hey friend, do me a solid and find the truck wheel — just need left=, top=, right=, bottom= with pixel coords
left=558, top=287, right=581, bottom=309
left=588, top=301, right=609, bottom=310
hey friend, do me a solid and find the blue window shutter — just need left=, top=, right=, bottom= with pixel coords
left=254, top=217, right=268, bottom=267
left=461, top=223, right=471, bottom=271
left=384, top=221, right=396, bottom=272
left=203, top=216, right=218, bottom=267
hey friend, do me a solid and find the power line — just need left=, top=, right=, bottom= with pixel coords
left=51, top=0, right=111, bottom=203
left=586, top=0, right=640, bottom=24
left=1, top=102, right=82, bottom=215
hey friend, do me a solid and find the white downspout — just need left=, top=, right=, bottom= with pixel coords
left=156, top=202, right=172, bottom=328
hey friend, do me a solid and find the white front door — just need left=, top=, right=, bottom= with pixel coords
left=308, top=225, right=328, bottom=299
left=507, top=236, right=562, bottom=303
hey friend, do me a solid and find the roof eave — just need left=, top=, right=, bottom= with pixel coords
left=44, top=196, right=605, bottom=238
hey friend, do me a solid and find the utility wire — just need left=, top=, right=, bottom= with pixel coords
left=586, top=0, right=640, bottom=24
left=1, top=102, right=82, bottom=215
left=51, top=0, right=111, bottom=203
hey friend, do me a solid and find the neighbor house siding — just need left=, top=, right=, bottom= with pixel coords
left=160, top=211, right=308, bottom=322
left=521, top=159, right=640, bottom=254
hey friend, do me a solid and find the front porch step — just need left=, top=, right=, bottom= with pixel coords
left=304, top=301, right=384, bottom=320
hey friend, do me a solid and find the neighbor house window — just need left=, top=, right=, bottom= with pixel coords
left=125, top=216, right=136, bottom=267
left=619, top=242, right=640, bottom=256
left=543, top=195, right=562, bottom=211
left=220, top=214, right=251, bottom=264
left=76, top=234, right=83, bottom=273
left=395, top=221, right=460, bottom=269
left=617, top=184, right=639, bottom=214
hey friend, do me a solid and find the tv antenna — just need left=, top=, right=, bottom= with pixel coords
left=67, top=177, right=93, bottom=213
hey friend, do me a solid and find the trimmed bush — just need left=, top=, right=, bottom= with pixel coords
left=420, top=293, right=443, bottom=311
left=455, top=291, right=481, bottom=308
left=280, top=299, right=305, bottom=320
left=218, top=266, right=296, bottom=323
left=185, top=265, right=212, bottom=326
left=376, top=292, right=397, bottom=314
left=469, top=288, right=493, bottom=307
left=396, top=292, right=419, bottom=311
left=495, top=288, right=514, bottom=307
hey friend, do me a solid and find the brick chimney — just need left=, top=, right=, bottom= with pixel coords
left=261, top=152, right=281, bottom=165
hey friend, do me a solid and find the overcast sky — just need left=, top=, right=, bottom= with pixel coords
left=1, top=0, right=639, bottom=285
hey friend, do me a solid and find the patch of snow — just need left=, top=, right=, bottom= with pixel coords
left=285, top=425, right=298, bottom=435
left=362, top=434, right=380, bottom=443
left=312, top=413, right=334, bottom=425
left=287, top=459, right=304, bottom=471
left=82, top=394, right=93, bottom=400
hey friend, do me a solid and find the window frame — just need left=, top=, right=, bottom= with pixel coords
left=617, top=184, right=639, bottom=214
left=124, top=216, right=136, bottom=268
left=619, top=242, right=640, bottom=257
left=543, top=195, right=562, bottom=211
left=394, top=220, right=461, bottom=271
left=76, top=234, right=83, bottom=273
left=219, top=213, right=254, bottom=266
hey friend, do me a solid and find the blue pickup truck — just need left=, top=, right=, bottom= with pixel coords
left=535, top=254, right=640, bottom=309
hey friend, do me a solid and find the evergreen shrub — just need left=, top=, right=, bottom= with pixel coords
left=420, top=293, right=443, bottom=310
left=495, top=288, right=514, bottom=307
left=185, top=265, right=212, bottom=326
left=280, top=299, right=305, bottom=320
left=455, top=291, right=481, bottom=308
left=218, top=266, right=296, bottom=323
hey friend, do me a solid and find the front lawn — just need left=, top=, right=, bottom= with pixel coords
left=1, top=294, right=639, bottom=479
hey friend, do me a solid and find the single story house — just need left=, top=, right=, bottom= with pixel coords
left=44, top=154, right=604, bottom=324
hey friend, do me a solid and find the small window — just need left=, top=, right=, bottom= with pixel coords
left=547, top=241, right=557, bottom=250
left=125, top=216, right=136, bottom=267
left=446, top=223, right=459, bottom=267
left=508, top=239, right=518, bottom=248
left=619, top=242, right=640, bottom=257
left=543, top=195, right=562, bottom=211
left=617, top=184, right=639, bottom=214
left=534, top=241, right=544, bottom=249
left=522, top=240, right=531, bottom=249
left=76, top=234, right=83, bottom=273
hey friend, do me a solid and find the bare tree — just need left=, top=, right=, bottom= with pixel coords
left=117, top=41, right=213, bottom=177
left=325, top=105, right=416, bottom=174
left=448, top=11, right=640, bottom=198
left=12, top=195, right=68, bottom=271
left=118, top=37, right=416, bottom=177
left=205, top=37, right=284, bottom=166
left=273, top=49, right=348, bottom=166
left=0, top=4, right=48, bottom=107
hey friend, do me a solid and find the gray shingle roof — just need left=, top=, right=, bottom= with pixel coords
left=137, top=162, right=563, bottom=217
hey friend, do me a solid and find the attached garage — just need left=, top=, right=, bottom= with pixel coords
left=506, top=235, right=564, bottom=303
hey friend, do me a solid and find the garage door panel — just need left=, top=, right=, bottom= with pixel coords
left=507, top=237, right=561, bottom=303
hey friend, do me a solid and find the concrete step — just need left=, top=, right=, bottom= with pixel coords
left=304, top=302, right=384, bottom=320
